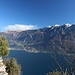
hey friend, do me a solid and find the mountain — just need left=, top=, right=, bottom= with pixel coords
left=1, top=24, right=75, bottom=54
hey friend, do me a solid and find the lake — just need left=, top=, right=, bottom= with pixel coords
left=7, top=50, right=68, bottom=75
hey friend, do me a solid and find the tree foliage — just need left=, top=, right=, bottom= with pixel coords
left=0, top=36, right=9, bottom=56
left=47, top=71, right=60, bottom=75
left=4, top=58, right=21, bottom=75
left=47, top=70, right=69, bottom=75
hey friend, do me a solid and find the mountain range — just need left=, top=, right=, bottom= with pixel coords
left=1, top=24, right=75, bottom=54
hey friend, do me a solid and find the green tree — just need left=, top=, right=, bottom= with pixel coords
left=0, top=36, right=9, bottom=56
left=0, top=36, right=21, bottom=75
left=4, top=58, right=21, bottom=75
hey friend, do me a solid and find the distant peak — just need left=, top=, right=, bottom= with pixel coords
left=47, top=24, right=60, bottom=28
left=65, top=23, right=72, bottom=27
left=5, top=30, right=22, bottom=34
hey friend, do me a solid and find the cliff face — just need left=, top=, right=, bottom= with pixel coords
left=1, top=24, right=75, bottom=54
left=0, top=57, right=8, bottom=75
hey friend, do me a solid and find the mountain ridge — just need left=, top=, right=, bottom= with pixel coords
left=1, top=24, right=75, bottom=54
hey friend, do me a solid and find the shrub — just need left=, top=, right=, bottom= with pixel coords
left=4, top=58, right=21, bottom=75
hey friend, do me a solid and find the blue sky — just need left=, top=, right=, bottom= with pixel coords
left=0, top=0, right=75, bottom=31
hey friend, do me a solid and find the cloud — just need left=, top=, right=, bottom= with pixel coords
left=4, top=24, right=38, bottom=31
left=54, top=24, right=60, bottom=27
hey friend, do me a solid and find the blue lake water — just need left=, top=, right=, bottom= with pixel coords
left=7, top=50, right=68, bottom=75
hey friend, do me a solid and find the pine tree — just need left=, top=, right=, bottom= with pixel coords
left=4, top=58, right=21, bottom=75
left=0, top=36, right=9, bottom=56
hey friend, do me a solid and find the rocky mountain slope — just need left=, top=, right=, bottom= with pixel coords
left=1, top=24, right=75, bottom=54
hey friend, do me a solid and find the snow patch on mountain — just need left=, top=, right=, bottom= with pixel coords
left=65, top=23, right=72, bottom=27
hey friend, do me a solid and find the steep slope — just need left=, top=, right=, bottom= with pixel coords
left=1, top=24, right=75, bottom=54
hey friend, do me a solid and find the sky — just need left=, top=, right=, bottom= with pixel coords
left=0, top=0, right=75, bottom=31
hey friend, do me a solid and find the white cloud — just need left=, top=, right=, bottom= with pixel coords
left=48, top=25, right=52, bottom=28
left=54, top=24, right=60, bottom=27
left=4, top=24, right=38, bottom=31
